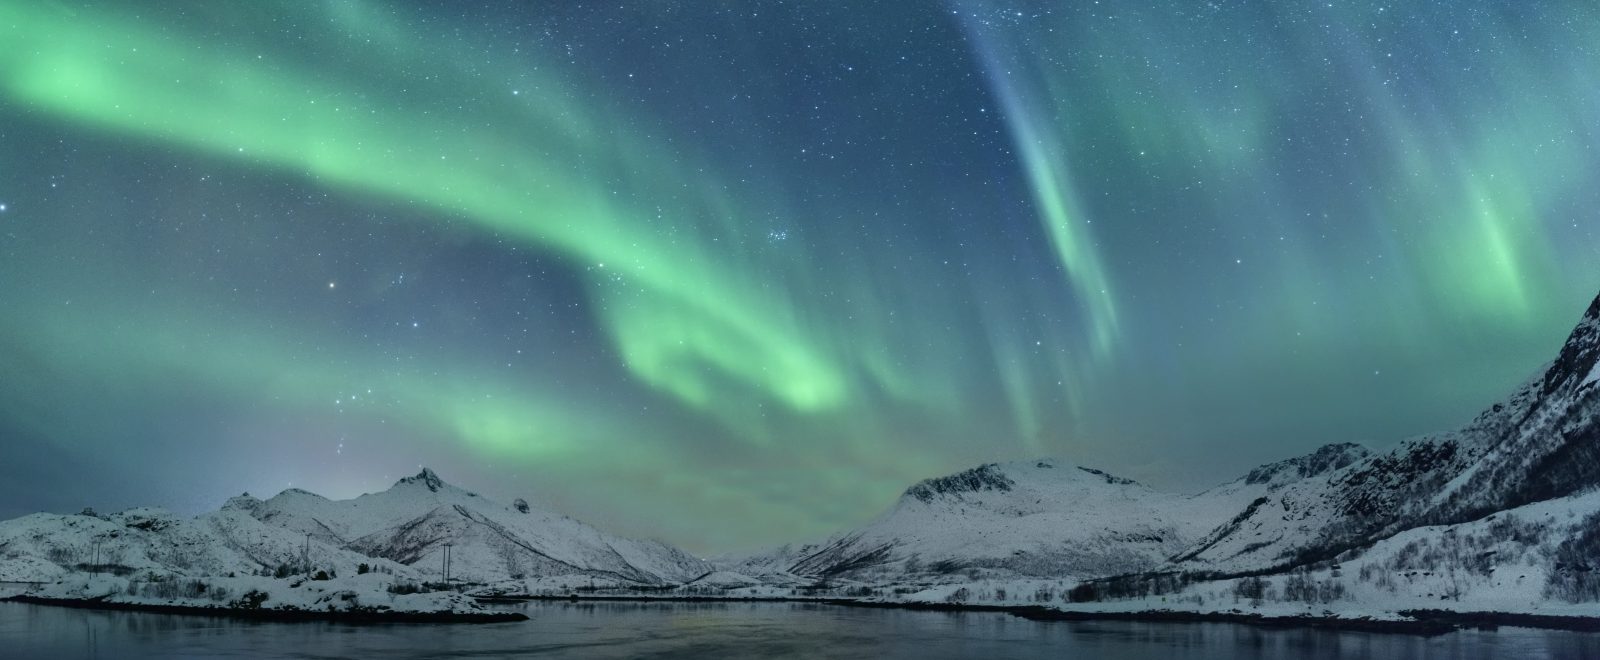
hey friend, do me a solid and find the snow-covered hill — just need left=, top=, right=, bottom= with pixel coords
left=232, top=468, right=707, bottom=585
left=724, top=445, right=1366, bottom=583
left=0, top=506, right=414, bottom=583
left=0, top=469, right=706, bottom=587
left=882, top=486, right=1600, bottom=624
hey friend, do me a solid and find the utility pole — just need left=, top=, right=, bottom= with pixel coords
left=89, top=536, right=107, bottom=573
left=442, top=543, right=453, bottom=586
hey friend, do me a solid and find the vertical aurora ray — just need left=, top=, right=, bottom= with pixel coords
left=944, top=0, right=1600, bottom=484
left=953, top=0, right=1589, bottom=339
left=958, top=11, right=1120, bottom=361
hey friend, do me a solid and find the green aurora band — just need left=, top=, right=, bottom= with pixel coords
left=0, top=2, right=859, bottom=418
left=1, top=1, right=1598, bottom=551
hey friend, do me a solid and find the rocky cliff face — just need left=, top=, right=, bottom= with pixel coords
left=1173, top=292, right=1600, bottom=573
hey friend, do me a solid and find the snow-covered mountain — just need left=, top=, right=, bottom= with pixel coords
left=0, top=469, right=707, bottom=586
left=727, top=291, right=1600, bottom=597
left=724, top=445, right=1367, bottom=582
left=0, top=505, right=414, bottom=583
left=1172, top=292, right=1600, bottom=574
left=232, top=468, right=707, bottom=585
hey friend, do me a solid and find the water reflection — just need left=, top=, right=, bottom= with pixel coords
left=1, top=600, right=1596, bottom=659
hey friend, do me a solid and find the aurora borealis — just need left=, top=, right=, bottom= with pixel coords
left=1, top=1, right=1597, bottom=553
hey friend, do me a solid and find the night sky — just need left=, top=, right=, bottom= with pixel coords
left=2, top=1, right=1598, bottom=554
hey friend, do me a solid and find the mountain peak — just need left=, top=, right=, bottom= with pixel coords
left=1541, top=291, right=1600, bottom=396
left=904, top=463, right=1013, bottom=503
left=221, top=493, right=262, bottom=514
left=396, top=467, right=447, bottom=492
left=901, top=459, right=1145, bottom=504
left=1075, top=465, right=1139, bottom=486
left=1242, top=442, right=1369, bottom=486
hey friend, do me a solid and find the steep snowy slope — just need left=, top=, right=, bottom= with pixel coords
left=733, top=446, right=1364, bottom=582
left=0, top=506, right=413, bottom=583
left=870, top=488, right=1600, bottom=621
left=1, top=469, right=706, bottom=587
left=1173, top=292, right=1600, bottom=573
left=240, top=469, right=708, bottom=585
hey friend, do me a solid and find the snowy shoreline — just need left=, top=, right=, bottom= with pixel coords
left=12, top=586, right=1599, bottom=634
left=466, top=592, right=1600, bottom=635
left=0, top=594, right=526, bottom=624
left=0, top=573, right=526, bottom=624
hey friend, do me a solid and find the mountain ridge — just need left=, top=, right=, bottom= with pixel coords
left=0, top=466, right=708, bottom=587
left=1169, top=291, right=1600, bottom=573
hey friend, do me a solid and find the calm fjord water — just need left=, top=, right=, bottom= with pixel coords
left=2, top=600, right=1596, bottom=659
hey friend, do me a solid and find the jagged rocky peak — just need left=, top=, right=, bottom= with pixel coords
left=1077, top=466, right=1138, bottom=486
left=1243, top=442, right=1370, bottom=485
left=397, top=467, right=447, bottom=493
left=902, top=460, right=1147, bottom=503
left=904, top=463, right=1013, bottom=503
left=221, top=493, right=262, bottom=513
left=1541, top=291, right=1600, bottom=396
left=110, top=507, right=180, bottom=532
